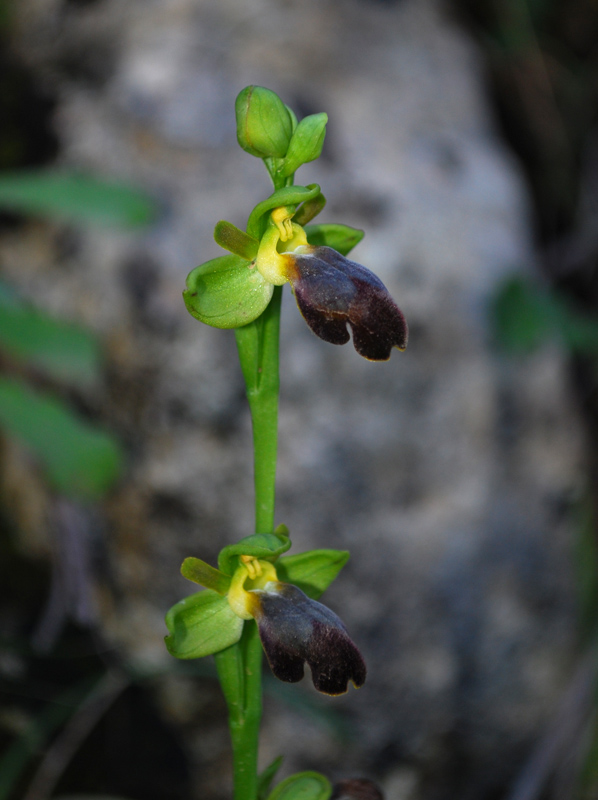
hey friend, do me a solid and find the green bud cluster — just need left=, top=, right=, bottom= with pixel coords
left=235, top=85, right=328, bottom=183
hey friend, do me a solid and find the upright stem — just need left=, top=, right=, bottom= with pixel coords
left=220, top=168, right=287, bottom=800
left=215, top=623, right=263, bottom=800
left=218, top=285, right=282, bottom=800
left=235, top=286, right=282, bottom=533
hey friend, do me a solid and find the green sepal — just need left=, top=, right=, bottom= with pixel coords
left=235, top=86, right=293, bottom=159
left=293, top=192, right=326, bottom=227
left=165, top=590, right=243, bottom=659
left=285, top=105, right=298, bottom=132
left=184, top=254, right=273, bottom=329
left=304, top=223, right=365, bottom=256
left=181, top=557, right=231, bottom=595
left=218, top=528, right=291, bottom=576
left=258, top=755, right=284, bottom=800
left=214, top=220, right=259, bottom=260
left=246, top=185, right=321, bottom=240
left=267, top=772, right=332, bottom=800
left=277, top=113, right=328, bottom=179
left=277, top=549, right=349, bottom=599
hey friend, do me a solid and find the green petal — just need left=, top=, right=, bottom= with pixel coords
left=267, top=772, right=331, bottom=800
left=293, top=192, right=326, bottom=227
left=277, top=550, right=349, bottom=599
left=181, top=557, right=231, bottom=594
left=184, top=254, right=273, bottom=329
left=246, top=185, right=321, bottom=240
left=304, top=223, right=364, bottom=256
left=214, top=220, right=259, bottom=260
left=277, top=113, right=328, bottom=179
left=165, top=590, right=243, bottom=659
left=218, top=530, right=292, bottom=576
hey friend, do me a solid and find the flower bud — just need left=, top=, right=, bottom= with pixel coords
left=235, top=86, right=293, bottom=159
left=278, top=112, right=328, bottom=178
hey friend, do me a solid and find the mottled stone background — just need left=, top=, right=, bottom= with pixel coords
left=0, top=0, right=589, bottom=798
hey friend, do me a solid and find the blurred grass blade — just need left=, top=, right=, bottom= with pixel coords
left=0, top=377, right=123, bottom=500
left=0, top=170, right=156, bottom=228
left=0, top=674, right=100, bottom=800
left=0, top=282, right=101, bottom=387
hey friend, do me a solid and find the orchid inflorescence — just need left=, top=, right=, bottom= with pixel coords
left=166, top=85, right=405, bottom=800
left=165, top=526, right=366, bottom=696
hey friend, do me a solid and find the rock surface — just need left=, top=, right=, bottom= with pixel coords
left=3, top=0, right=584, bottom=797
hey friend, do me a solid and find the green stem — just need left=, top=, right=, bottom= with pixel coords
left=215, top=623, right=263, bottom=800
left=235, top=286, right=282, bottom=533
left=218, top=169, right=286, bottom=800
left=218, top=285, right=282, bottom=800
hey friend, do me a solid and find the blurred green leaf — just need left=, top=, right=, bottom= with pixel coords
left=0, top=170, right=156, bottom=228
left=0, top=377, right=122, bottom=500
left=493, top=275, right=598, bottom=355
left=0, top=283, right=101, bottom=387
left=493, top=276, right=557, bottom=352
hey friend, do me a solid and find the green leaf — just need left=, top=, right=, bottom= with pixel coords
left=165, top=590, right=243, bottom=659
left=304, top=223, right=365, bottom=256
left=267, top=772, right=332, bottom=800
left=0, top=170, right=156, bottom=228
left=246, top=184, right=321, bottom=240
left=0, top=285, right=101, bottom=388
left=277, top=550, right=349, bottom=599
left=258, top=755, right=284, bottom=800
left=0, top=377, right=122, bottom=501
left=235, top=86, right=293, bottom=159
left=184, top=254, right=273, bottom=329
left=558, top=304, right=598, bottom=354
left=493, top=276, right=598, bottom=356
left=277, top=113, right=328, bottom=178
left=214, top=220, right=259, bottom=260
left=181, top=557, right=231, bottom=594
left=218, top=531, right=292, bottom=576
left=492, top=276, right=555, bottom=352
left=293, top=193, right=326, bottom=227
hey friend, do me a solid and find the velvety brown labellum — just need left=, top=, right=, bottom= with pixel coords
left=287, top=246, right=408, bottom=361
left=250, top=582, right=366, bottom=696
